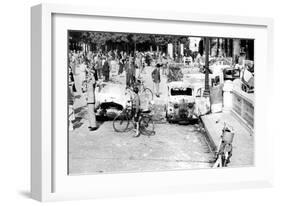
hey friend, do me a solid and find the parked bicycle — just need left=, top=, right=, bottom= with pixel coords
left=213, top=123, right=234, bottom=167
left=113, top=99, right=155, bottom=136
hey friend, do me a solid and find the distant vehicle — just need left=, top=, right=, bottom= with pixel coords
left=208, top=57, right=239, bottom=81
left=241, top=68, right=254, bottom=93
left=183, top=56, right=193, bottom=65
left=95, top=82, right=130, bottom=117
left=165, top=79, right=210, bottom=124
left=209, top=57, right=232, bottom=67
left=223, top=67, right=240, bottom=80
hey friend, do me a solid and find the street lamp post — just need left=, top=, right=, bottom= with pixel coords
left=203, top=37, right=210, bottom=97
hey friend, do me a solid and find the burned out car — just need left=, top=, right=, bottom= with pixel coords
left=94, top=82, right=129, bottom=118
left=165, top=80, right=210, bottom=124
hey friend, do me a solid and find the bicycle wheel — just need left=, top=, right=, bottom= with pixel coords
left=139, top=116, right=155, bottom=136
left=113, top=111, right=130, bottom=132
left=222, top=144, right=232, bottom=167
left=212, top=155, right=222, bottom=168
left=141, top=88, right=153, bottom=102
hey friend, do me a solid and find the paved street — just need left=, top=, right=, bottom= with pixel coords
left=69, top=120, right=213, bottom=174
left=69, top=63, right=214, bottom=174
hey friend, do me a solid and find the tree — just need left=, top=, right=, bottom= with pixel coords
left=89, top=32, right=112, bottom=51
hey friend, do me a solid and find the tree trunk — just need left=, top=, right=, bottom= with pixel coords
left=134, top=41, right=136, bottom=56
left=224, top=39, right=227, bottom=57
left=228, top=39, right=233, bottom=58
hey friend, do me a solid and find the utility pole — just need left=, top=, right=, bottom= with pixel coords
left=203, top=37, right=210, bottom=97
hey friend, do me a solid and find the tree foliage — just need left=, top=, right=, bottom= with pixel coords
left=69, top=31, right=191, bottom=51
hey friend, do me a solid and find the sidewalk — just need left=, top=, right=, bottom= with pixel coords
left=201, top=111, right=254, bottom=167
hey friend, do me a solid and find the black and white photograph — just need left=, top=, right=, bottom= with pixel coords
left=67, top=30, right=254, bottom=175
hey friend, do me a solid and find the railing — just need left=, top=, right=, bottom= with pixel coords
left=231, top=87, right=254, bottom=130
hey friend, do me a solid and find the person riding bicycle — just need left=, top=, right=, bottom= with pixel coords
left=132, top=86, right=141, bottom=137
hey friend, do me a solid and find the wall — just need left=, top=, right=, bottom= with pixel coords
left=232, top=88, right=254, bottom=129
left=0, top=0, right=280, bottom=206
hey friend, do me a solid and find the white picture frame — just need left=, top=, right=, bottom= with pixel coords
left=31, top=3, right=274, bottom=202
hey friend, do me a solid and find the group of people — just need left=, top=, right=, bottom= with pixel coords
left=68, top=48, right=172, bottom=135
left=68, top=50, right=149, bottom=90
left=68, top=50, right=113, bottom=94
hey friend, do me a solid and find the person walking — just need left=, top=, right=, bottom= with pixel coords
left=152, top=63, right=161, bottom=97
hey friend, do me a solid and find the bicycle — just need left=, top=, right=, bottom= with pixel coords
left=113, top=100, right=155, bottom=136
left=126, top=77, right=154, bottom=103
left=213, top=123, right=234, bottom=167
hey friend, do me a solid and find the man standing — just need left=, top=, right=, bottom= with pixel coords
left=125, top=58, right=130, bottom=87
left=126, top=56, right=136, bottom=88
left=86, top=68, right=99, bottom=131
left=68, top=85, right=75, bottom=131
left=95, top=55, right=103, bottom=79
left=118, top=54, right=125, bottom=75
left=73, top=58, right=84, bottom=95
left=102, top=57, right=110, bottom=82
left=136, top=53, right=142, bottom=75
left=132, top=86, right=141, bottom=137
left=152, top=63, right=161, bottom=97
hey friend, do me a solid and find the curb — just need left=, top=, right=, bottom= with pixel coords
left=200, top=116, right=218, bottom=154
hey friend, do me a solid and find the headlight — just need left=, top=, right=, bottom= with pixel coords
left=167, top=102, right=174, bottom=112
left=188, top=102, right=195, bottom=108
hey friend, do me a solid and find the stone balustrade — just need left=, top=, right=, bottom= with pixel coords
left=222, top=80, right=254, bottom=130
left=231, top=87, right=254, bottom=129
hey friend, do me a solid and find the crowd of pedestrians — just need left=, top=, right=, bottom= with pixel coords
left=68, top=49, right=175, bottom=95
left=68, top=48, right=197, bottom=132
left=68, top=49, right=166, bottom=132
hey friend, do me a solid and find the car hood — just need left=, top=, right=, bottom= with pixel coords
left=95, top=83, right=128, bottom=106
left=168, top=95, right=195, bottom=103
